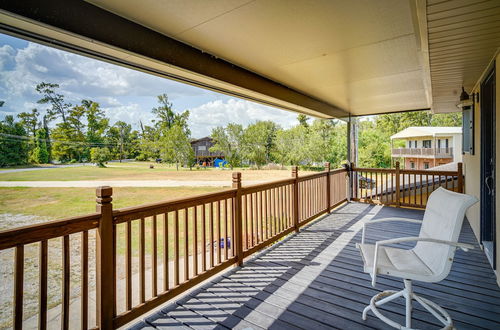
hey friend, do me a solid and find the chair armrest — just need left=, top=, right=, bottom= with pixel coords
left=370, top=237, right=474, bottom=287
left=376, top=237, right=474, bottom=251
left=361, top=218, right=422, bottom=244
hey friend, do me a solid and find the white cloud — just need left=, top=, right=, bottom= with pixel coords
left=189, top=98, right=297, bottom=138
left=0, top=35, right=301, bottom=137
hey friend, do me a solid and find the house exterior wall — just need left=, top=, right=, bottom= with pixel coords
left=463, top=52, right=499, bottom=285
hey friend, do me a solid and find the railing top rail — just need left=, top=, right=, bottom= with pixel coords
left=113, top=188, right=237, bottom=223
left=330, top=168, right=347, bottom=175
left=351, top=167, right=395, bottom=173
left=0, top=213, right=100, bottom=250
left=297, top=171, right=327, bottom=181
left=241, top=177, right=295, bottom=194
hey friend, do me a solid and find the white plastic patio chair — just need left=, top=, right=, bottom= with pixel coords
left=357, top=187, right=478, bottom=329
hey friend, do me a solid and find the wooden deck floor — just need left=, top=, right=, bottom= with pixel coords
left=132, top=203, right=500, bottom=330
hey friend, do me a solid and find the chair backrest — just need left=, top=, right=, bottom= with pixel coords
left=413, top=187, right=478, bottom=280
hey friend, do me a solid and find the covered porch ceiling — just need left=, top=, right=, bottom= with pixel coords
left=0, top=0, right=499, bottom=118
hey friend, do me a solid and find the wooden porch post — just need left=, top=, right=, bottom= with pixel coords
left=96, top=186, right=114, bottom=329
left=232, top=173, right=244, bottom=266
left=292, top=166, right=299, bottom=232
left=325, top=162, right=331, bottom=212
left=457, top=162, right=464, bottom=193
left=395, top=162, right=401, bottom=207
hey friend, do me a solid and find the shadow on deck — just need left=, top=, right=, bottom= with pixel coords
left=132, top=203, right=500, bottom=330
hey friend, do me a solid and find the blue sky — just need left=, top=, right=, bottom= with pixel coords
left=0, top=33, right=299, bottom=138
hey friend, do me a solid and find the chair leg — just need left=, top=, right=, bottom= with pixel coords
left=362, top=279, right=453, bottom=329
left=404, top=279, right=412, bottom=328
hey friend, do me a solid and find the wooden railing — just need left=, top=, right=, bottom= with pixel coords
left=0, top=164, right=348, bottom=329
left=350, top=161, right=463, bottom=209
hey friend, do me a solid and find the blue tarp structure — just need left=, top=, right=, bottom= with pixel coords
left=214, top=158, right=228, bottom=168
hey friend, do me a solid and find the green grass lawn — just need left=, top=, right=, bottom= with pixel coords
left=0, top=186, right=224, bottom=219
left=0, top=163, right=301, bottom=181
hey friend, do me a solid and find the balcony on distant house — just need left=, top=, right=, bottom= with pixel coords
left=391, top=147, right=454, bottom=159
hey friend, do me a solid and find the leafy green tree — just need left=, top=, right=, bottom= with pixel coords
left=431, top=112, right=462, bottom=126
left=210, top=123, right=243, bottom=169
left=31, top=128, right=49, bottom=164
left=272, top=125, right=309, bottom=166
left=0, top=115, right=29, bottom=166
left=50, top=103, right=88, bottom=162
left=90, top=147, right=112, bottom=167
left=242, top=121, right=278, bottom=168
left=17, top=109, right=40, bottom=137
left=297, top=114, right=310, bottom=128
left=160, top=125, right=194, bottom=170
left=152, top=94, right=190, bottom=135
left=106, top=121, right=139, bottom=161
left=36, top=82, right=71, bottom=123
left=358, top=121, right=392, bottom=168
left=82, top=100, right=109, bottom=148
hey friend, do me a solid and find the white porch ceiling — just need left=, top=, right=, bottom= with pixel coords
left=2, top=0, right=498, bottom=117
left=87, top=0, right=431, bottom=116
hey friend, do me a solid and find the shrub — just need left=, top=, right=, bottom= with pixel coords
left=90, top=147, right=111, bottom=167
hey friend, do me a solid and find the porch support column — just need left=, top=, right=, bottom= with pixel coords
left=347, top=115, right=358, bottom=201
left=347, top=115, right=358, bottom=166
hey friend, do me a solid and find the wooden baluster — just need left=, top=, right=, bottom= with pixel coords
left=458, top=163, right=464, bottom=193
left=95, top=186, right=114, bottom=329
left=292, top=166, right=299, bottom=233
left=232, top=173, right=243, bottom=266
left=174, top=210, right=179, bottom=286
left=265, top=189, right=269, bottom=239
left=183, top=209, right=189, bottom=280
left=402, top=172, right=406, bottom=204
left=152, top=215, right=158, bottom=296
left=249, top=193, right=254, bottom=247
left=202, top=204, right=207, bottom=272
left=274, top=187, right=279, bottom=232
left=279, top=186, right=283, bottom=231
left=217, top=201, right=221, bottom=264
left=209, top=203, right=214, bottom=268
left=139, top=217, right=145, bottom=302
left=62, top=235, right=70, bottom=329
left=425, top=175, right=429, bottom=204
left=420, top=175, right=423, bottom=206
left=242, top=195, right=247, bottom=250
left=39, top=240, right=48, bottom=330
left=193, top=207, right=198, bottom=276
left=126, top=220, right=132, bottom=310
left=414, top=173, right=417, bottom=205
left=224, top=199, right=229, bottom=261
left=14, top=245, right=24, bottom=330
left=325, top=163, right=331, bottom=211
left=395, top=162, right=401, bottom=207
left=81, top=232, right=88, bottom=330
left=260, top=191, right=264, bottom=242
left=163, top=213, right=169, bottom=292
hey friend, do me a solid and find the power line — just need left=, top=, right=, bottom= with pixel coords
left=0, top=132, right=137, bottom=147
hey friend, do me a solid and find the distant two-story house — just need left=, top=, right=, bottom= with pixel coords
left=190, top=137, right=224, bottom=165
left=390, top=127, right=462, bottom=170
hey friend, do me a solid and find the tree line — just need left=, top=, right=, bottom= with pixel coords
left=0, top=82, right=193, bottom=168
left=0, top=82, right=461, bottom=169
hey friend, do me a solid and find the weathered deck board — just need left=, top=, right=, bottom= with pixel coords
left=133, top=203, right=500, bottom=330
